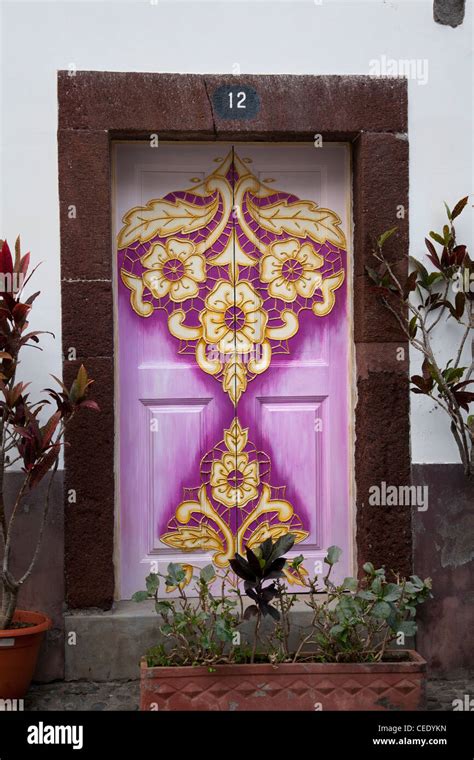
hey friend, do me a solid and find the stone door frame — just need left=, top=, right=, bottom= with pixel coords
left=58, top=72, right=410, bottom=608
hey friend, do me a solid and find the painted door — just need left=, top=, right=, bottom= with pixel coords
left=115, top=143, right=352, bottom=599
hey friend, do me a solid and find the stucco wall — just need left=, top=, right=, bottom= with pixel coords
left=0, top=0, right=472, bottom=464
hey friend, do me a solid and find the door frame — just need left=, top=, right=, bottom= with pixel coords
left=58, top=72, right=410, bottom=609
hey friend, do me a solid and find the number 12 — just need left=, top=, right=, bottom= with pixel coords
left=228, top=91, right=246, bottom=109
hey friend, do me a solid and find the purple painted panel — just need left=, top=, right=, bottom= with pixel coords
left=116, top=144, right=351, bottom=597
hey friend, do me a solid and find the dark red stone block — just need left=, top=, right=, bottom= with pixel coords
left=354, top=274, right=408, bottom=343
left=355, top=371, right=412, bottom=577
left=62, top=280, right=113, bottom=359
left=353, top=132, right=409, bottom=278
left=58, top=129, right=111, bottom=280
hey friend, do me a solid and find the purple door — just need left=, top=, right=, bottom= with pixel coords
left=115, top=143, right=352, bottom=598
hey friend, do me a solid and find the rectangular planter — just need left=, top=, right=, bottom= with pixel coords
left=140, top=650, right=426, bottom=711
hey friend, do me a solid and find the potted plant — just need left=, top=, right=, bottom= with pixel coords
left=0, top=238, right=98, bottom=698
left=135, top=535, right=431, bottom=711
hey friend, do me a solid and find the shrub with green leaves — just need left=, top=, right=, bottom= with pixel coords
left=134, top=537, right=432, bottom=667
left=290, top=547, right=432, bottom=663
left=133, top=563, right=240, bottom=667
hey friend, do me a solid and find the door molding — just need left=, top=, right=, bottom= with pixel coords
left=58, top=72, right=410, bottom=609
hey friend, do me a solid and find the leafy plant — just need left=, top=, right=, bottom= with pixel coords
left=133, top=563, right=241, bottom=667
left=366, top=197, right=474, bottom=475
left=0, top=238, right=98, bottom=629
left=229, top=534, right=295, bottom=662
left=135, top=536, right=432, bottom=667
left=291, top=547, right=432, bottom=664
left=230, top=534, right=295, bottom=619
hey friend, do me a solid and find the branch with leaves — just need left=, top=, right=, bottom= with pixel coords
left=0, top=238, right=99, bottom=630
left=133, top=538, right=432, bottom=667
left=230, top=533, right=296, bottom=663
left=366, top=197, right=474, bottom=476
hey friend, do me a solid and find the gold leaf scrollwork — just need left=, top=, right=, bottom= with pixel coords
left=246, top=522, right=309, bottom=549
left=260, top=239, right=324, bottom=303
left=283, top=565, right=310, bottom=587
left=160, top=421, right=309, bottom=569
left=165, top=564, right=194, bottom=593
left=223, top=418, right=248, bottom=454
left=141, top=239, right=206, bottom=303
left=118, top=195, right=220, bottom=249
left=247, top=195, right=346, bottom=249
left=119, top=151, right=347, bottom=399
left=120, top=271, right=153, bottom=318
left=210, top=419, right=259, bottom=508
left=160, top=524, right=224, bottom=553
left=222, top=356, right=247, bottom=405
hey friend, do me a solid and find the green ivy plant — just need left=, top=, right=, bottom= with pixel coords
left=288, top=547, right=432, bottom=664
left=133, top=563, right=240, bottom=667
left=366, top=197, right=474, bottom=475
left=134, top=536, right=432, bottom=668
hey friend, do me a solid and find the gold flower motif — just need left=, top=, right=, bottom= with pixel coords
left=200, top=281, right=268, bottom=354
left=210, top=451, right=259, bottom=508
left=260, top=238, right=324, bottom=302
left=141, top=238, right=206, bottom=303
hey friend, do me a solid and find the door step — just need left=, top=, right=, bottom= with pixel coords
left=65, top=600, right=314, bottom=681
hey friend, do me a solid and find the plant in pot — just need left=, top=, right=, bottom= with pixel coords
left=0, top=238, right=98, bottom=698
left=135, top=535, right=432, bottom=711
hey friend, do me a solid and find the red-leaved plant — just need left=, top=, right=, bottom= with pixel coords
left=367, top=198, right=474, bottom=475
left=0, top=238, right=98, bottom=629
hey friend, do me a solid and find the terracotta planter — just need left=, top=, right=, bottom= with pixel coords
left=140, top=651, right=426, bottom=711
left=0, top=610, right=51, bottom=698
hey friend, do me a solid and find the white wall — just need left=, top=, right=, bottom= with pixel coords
left=0, top=0, right=472, bottom=463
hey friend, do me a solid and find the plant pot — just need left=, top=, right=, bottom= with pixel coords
left=140, top=650, right=426, bottom=711
left=0, top=610, right=51, bottom=698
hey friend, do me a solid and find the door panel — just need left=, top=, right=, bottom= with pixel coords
left=116, top=144, right=236, bottom=598
left=235, top=145, right=350, bottom=580
left=115, top=142, right=352, bottom=598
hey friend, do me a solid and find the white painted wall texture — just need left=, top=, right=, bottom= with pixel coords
left=0, top=0, right=472, bottom=463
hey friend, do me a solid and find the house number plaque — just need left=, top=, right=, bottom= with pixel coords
left=212, top=84, right=260, bottom=120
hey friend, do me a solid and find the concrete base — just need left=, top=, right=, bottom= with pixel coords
left=65, top=600, right=316, bottom=681
left=65, top=601, right=164, bottom=681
